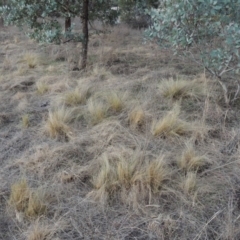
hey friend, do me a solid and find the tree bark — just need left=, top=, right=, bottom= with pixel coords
left=65, top=16, right=71, bottom=32
left=80, top=0, right=89, bottom=70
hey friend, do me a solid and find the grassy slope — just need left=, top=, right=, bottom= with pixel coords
left=1, top=24, right=240, bottom=240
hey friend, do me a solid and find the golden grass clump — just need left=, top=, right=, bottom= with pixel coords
left=87, top=98, right=107, bottom=125
left=44, top=107, right=73, bottom=139
left=26, top=220, right=54, bottom=240
left=9, top=179, right=30, bottom=212
left=151, top=105, right=191, bottom=137
left=36, top=82, right=49, bottom=95
left=26, top=189, right=47, bottom=218
left=181, top=172, right=197, bottom=194
left=9, top=179, right=48, bottom=219
left=22, top=114, right=30, bottom=128
left=159, top=77, right=205, bottom=100
left=23, top=52, right=40, bottom=68
left=178, top=143, right=208, bottom=172
left=128, top=107, right=145, bottom=128
left=106, top=91, right=124, bottom=112
left=63, top=88, right=87, bottom=106
left=90, top=151, right=169, bottom=205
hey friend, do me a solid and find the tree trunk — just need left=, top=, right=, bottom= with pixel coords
left=80, top=0, right=89, bottom=70
left=65, top=17, right=71, bottom=32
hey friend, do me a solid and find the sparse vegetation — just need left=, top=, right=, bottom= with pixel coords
left=1, top=21, right=240, bottom=240
left=23, top=52, right=40, bottom=68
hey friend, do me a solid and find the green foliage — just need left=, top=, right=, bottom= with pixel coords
left=146, top=0, right=240, bottom=104
left=0, top=0, right=119, bottom=43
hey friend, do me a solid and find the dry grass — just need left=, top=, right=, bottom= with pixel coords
left=90, top=151, right=169, bottom=205
left=181, top=172, right=197, bottom=194
left=106, top=91, right=124, bottom=112
left=63, top=88, right=88, bottom=106
left=87, top=98, right=108, bottom=125
left=9, top=179, right=30, bottom=213
left=151, top=105, right=192, bottom=137
left=26, top=189, right=48, bottom=218
left=36, top=82, right=49, bottom=95
left=159, top=77, right=206, bottom=100
left=23, top=52, right=40, bottom=68
left=22, top=114, right=30, bottom=128
left=128, top=107, right=145, bottom=128
left=44, top=107, right=73, bottom=139
left=9, top=179, right=48, bottom=219
left=178, top=143, right=208, bottom=172
left=25, top=220, right=55, bottom=240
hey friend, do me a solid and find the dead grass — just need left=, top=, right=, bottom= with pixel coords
left=87, top=98, right=108, bottom=125
left=178, top=143, right=208, bottom=172
left=151, top=105, right=192, bottom=137
left=25, top=220, right=55, bottom=240
left=9, top=179, right=48, bottom=219
left=128, top=107, right=145, bottom=128
left=106, top=91, right=124, bottom=112
left=89, top=150, right=169, bottom=205
left=63, top=88, right=88, bottom=106
left=23, top=52, right=40, bottom=68
left=159, top=77, right=206, bottom=100
left=44, top=107, right=73, bottom=139
left=9, top=179, right=30, bottom=213
left=181, top=172, right=197, bottom=194
left=22, top=114, right=30, bottom=128
left=36, top=82, right=49, bottom=95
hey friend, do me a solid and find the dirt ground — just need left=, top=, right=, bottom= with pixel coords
left=1, top=24, right=240, bottom=240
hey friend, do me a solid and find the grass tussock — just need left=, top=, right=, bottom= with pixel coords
left=25, top=220, right=55, bottom=240
left=159, top=77, right=206, bottom=100
left=178, top=143, right=208, bottom=172
left=63, top=88, right=88, bottom=106
left=21, top=114, right=30, bottom=128
left=23, top=52, right=40, bottom=68
left=9, top=179, right=48, bottom=219
left=128, top=107, right=145, bottom=128
left=181, top=172, right=197, bottom=194
left=44, top=107, right=73, bottom=139
left=89, top=151, right=169, bottom=205
left=106, top=91, right=124, bottom=112
left=151, top=105, right=191, bottom=137
left=36, top=82, right=49, bottom=95
left=87, top=98, right=107, bottom=125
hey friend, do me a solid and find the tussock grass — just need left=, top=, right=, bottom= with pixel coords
left=23, top=52, right=40, bottom=68
left=9, top=179, right=30, bottom=212
left=9, top=179, right=48, bottom=219
left=87, top=98, right=107, bottom=125
left=21, top=114, right=30, bottom=128
left=151, top=105, right=192, bottom=137
left=44, top=107, right=73, bottom=139
left=159, top=77, right=206, bottom=100
left=25, top=220, right=55, bottom=240
left=36, top=82, right=49, bottom=95
left=181, top=172, right=197, bottom=194
left=128, top=107, right=145, bottom=128
left=26, top=189, right=48, bottom=218
left=63, top=88, right=88, bottom=106
left=178, top=143, right=208, bottom=172
left=89, top=151, right=169, bottom=205
left=106, top=91, right=124, bottom=112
